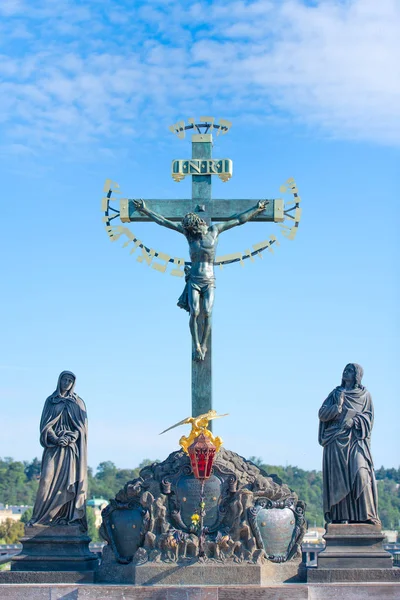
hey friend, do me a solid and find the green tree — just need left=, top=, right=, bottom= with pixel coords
left=24, top=458, right=41, bottom=481
left=0, top=519, right=24, bottom=544
left=1, top=456, right=399, bottom=532
left=20, top=508, right=33, bottom=524
left=87, top=506, right=99, bottom=542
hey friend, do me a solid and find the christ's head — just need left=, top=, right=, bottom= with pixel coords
left=182, top=212, right=207, bottom=236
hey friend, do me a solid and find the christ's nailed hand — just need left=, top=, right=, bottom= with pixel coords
left=133, top=199, right=145, bottom=211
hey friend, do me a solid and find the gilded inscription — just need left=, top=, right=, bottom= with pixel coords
left=171, top=159, right=233, bottom=182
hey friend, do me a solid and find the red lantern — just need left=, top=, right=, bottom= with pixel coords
left=188, top=433, right=216, bottom=480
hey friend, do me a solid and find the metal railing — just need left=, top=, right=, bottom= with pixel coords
left=1, top=541, right=399, bottom=568
left=0, top=542, right=106, bottom=566
left=302, top=541, right=400, bottom=567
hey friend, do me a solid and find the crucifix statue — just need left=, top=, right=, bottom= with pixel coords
left=102, top=117, right=301, bottom=423
left=133, top=197, right=268, bottom=361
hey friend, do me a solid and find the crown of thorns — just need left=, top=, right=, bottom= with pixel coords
left=182, top=212, right=207, bottom=232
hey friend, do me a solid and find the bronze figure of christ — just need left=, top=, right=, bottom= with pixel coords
left=133, top=199, right=269, bottom=361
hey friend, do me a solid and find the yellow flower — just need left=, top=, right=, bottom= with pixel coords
left=191, top=513, right=200, bottom=523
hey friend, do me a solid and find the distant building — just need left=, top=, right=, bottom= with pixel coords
left=87, top=498, right=108, bottom=528
left=383, top=530, right=398, bottom=543
left=0, top=504, right=31, bottom=524
left=303, top=527, right=325, bottom=543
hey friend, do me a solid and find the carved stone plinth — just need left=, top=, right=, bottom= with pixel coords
left=307, top=523, right=400, bottom=582
left=96, top=544, right=304, bottom=585
left=100, top=449, right=306, bottom=568
left=9, top=525, right=98, bottom=573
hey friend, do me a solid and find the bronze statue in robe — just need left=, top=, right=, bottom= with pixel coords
left=318, top=363, right=379, bottom=524
left=30, top=371, right=88, bottom=530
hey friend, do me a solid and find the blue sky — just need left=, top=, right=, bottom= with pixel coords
left=0, top=0, right=398, bottom=473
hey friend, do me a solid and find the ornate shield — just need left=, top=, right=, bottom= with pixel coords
left=176, top=473, right=221, bottom=530
left=162, top=463, right=237, bottom=534
left=101, top=501, right=150, bottom=564
left=248, top=498, right=305, bottom=562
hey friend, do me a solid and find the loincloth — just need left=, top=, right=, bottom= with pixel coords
left=177, top=275, right=216, bottom=313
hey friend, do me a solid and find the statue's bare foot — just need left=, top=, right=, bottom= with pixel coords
left=193, top=345, right=203, bottom=361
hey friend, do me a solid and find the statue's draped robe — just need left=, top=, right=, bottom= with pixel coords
left=318, top=385, right=379, bottom=523
left=32, top=372, right=88, bottom=529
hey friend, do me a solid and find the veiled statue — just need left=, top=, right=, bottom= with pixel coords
left=30, top=371, right=88, bottom=530
left=318, top=363, right=379, bottom=524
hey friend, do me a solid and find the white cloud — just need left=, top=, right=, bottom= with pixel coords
left=0, top=0, right=399, bottom=150
left=0, top=0, right=25, bottom=17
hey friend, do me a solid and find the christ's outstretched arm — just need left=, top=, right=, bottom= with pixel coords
left=133, top=199, right=184, bottom=234
left=213, top=200, right=269, bottom=234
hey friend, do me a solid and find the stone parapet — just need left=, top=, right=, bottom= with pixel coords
left=0, top=583, right=400, bottom=599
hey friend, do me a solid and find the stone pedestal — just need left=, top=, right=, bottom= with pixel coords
left=96, top=544, right=304, bottom=585
left=307, top=523, right=400, bottom=582
left=9, top=525, right=98, bottom=573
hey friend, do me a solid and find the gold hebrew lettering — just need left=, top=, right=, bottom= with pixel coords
left=285, top=198, right=299, bottom=209
left=294, top=207, right=302, bottom=222
left=137, top=247, right=155, bottom=266
left=129, top=239, right=142, bottom=254
left=286, top=207, right=302, bottom=222
left=279, top=224, right=297, bottom=240
left=217, top=119, right=232, bottom=135
left=252, top=240, right=270, bottom=253
left=267, top=235, right=279, bottom=252
left=244, top=248, right=255, bottom=262
left=152, top=251, right=171, bottom=273
left=288, top=178, right=298, bottom=194
left=200, top=116, right=215, bottom=126
left=122, top=229, right=136, bottom=246
left=103, top=178, right=121, bottom=194
left=105, top=225, right=124, bottom=242
left=216, top=252, right=244, bottom=266
left=171, top=258, right=185, bottom=277
left=177, top=120, right=186, bottom=139
left=169, top=120, right=186, bottom=139
left=101, top=197, right=109, bottom=211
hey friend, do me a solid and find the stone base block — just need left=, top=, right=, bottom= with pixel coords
left=308, top=522, right=399, bottom=582
left=0, top=570, right=94, bottom=584
left=315, top=523, right=393, bottom=570
left=10, top=524, right=98, bottom=572
left=1, top=584, right=400, bottom=600
left=96, top=545, right=304, bottom=585
left=307, top=566, right=400, bottom=583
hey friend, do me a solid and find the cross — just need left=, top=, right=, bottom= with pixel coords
left=113, top=120, right=288, bottom=424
